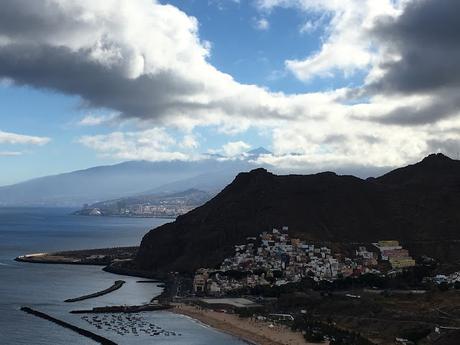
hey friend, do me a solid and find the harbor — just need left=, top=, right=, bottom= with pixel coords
left=20, top=307, right=118, bottom=345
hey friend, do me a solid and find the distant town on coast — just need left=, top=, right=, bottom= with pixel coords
left=75, top=189, right=212, bottom=218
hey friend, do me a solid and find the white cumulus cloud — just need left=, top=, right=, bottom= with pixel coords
left=0, top=130, right=50, bottom=145
left=78, top=128, right=197, bottom=161
left=256, top=0, right=404, bottom=81
left=222, top=141, right=251, bottom=157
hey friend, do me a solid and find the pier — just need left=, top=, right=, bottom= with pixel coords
left=70, top=303, right=172, bottom=314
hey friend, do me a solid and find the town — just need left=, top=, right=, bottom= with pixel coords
left=76, top=189, right=210, bottom=218
left=115, top=203, right=196, bottom=218
left=193, top=226, right=417, bottom=295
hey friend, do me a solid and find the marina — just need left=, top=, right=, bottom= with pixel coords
left=21, top=307, right=118, bottom=345
left=79, top=313, right=182, bottom=337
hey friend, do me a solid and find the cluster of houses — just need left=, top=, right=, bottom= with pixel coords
left=80, top=204, right=194, bottom=218
left=127, top=204, right=194, bottom=217
left=428, top=272, right=460, bottom=286
left=193, top=227, right=417, bottom=295
left=373, top=240, right=416, bottom=269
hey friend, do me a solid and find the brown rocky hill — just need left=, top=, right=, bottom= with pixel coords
left=135, top=153, right=460, bottom=274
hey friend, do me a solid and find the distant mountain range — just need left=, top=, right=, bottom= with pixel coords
left=0, top=148, right=272, bottom=206
left=135, top=153, right=460, bottom=274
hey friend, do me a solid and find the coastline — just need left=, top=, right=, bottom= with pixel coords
left=13, top=248, right=332, bottom=344
left=14, top=249, right=172, bottom=300
left=75, top=213, right=177, bottom=219
left=171, top=304, right=327, bottom=345
left=14, top=249, right=317, bottom=344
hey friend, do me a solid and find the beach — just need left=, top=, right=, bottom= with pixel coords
left=172, top=304, right=328, bottom=345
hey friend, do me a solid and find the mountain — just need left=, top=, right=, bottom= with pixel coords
left=135, top=153, right=460, bottom=274
left=0, top=152, right=267, bottom=206
left=139, top=169, right=243, bottom=196
left=246, top=147, right=272, bottom=158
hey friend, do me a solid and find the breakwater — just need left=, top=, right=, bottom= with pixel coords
left=20, top=307, right=118, bottom=345
left=70, top=304, right=172, bottom=314
left=65, top=280, right=125, bottom=302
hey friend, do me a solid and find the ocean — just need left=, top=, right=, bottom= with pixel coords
left=0, top=207, right=247, bottom=345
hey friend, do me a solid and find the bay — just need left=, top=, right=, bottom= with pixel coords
left=0, top=207, right=247, bottom=345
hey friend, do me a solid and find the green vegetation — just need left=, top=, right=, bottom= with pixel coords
left=291, top=316, right=374, bottom=344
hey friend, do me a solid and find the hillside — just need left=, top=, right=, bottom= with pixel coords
left=0, top=157, right=258, bottom=206
left=136, top=153, right=460, bottom=274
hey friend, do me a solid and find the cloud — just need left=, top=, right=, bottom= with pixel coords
left=208, top=0, right=240, bottom=10
left=364, top=0, right=460, bottom=124
left=370, top=0, right=460, bottom=94
left=254, top=18, right=270, bottom=31
left=299, top=16, right=325, bottom=34
left=256, top=0, right=460, bottom=137
left=78, top=114, right=117, bottom=126
left=0, top=130, right=50, bottom=145
left=256, top=0, right=402, bottom=81
left=254, top=105, right=449, bottom=170
left=2, top=0, right=460, bottom=173
left=0, top=151, right=23, bottom=157
left=180, top=134, right=200, bottom=150
left=222, top=141, right=251, bottom=157
left=369, top=91, right=460, bottom=126
left=0, top=0, right=322, bottom=132
left=78, top=128, right=195, bottom=161
left=426, top=139, right=460, bottom=159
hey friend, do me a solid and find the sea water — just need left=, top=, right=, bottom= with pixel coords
left=0, top=207, right=247, bottom=345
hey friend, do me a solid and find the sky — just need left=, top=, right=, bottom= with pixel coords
left=0, top=0, right=459, bottom=185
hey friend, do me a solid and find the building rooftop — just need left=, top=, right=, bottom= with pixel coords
left=199, top=298, right=261, bottom=309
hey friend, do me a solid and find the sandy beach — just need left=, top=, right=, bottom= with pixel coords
left=171, top=304, right=328, bottom=345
